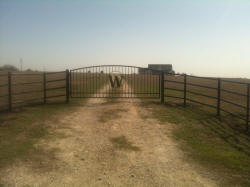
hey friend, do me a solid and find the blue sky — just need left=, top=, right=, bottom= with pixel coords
left=0, top=0, right=250, bottom=78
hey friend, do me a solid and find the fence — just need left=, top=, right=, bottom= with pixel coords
left=0, top=68, right=249, bottom=131
left=161, top=73, right=250, bottom=131
left=0, top=70, right=70, bottom=112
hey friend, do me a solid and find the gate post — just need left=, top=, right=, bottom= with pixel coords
left=8, top=72, right=12, bottom=112
left=161, top=72, right=165, bottom=104
left=43, top=72, right=46, bottom=104
left=246, top=83, right=249, bottom=132
left=184, top=74, right=187, bottom=107
left=66, top=69, right=70, bottom=103
left=217, top=78, right=221, bottom=116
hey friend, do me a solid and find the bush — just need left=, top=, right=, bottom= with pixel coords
left=0, top=64, right=19, bottom=72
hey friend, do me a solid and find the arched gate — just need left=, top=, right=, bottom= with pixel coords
left=70, top=65, right=163, bottom=98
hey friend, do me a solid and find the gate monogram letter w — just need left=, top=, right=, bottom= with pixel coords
left=109, top=75, right=123, bottom=88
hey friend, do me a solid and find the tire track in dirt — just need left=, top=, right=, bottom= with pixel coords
left=0, top=83, right=219, bottom=186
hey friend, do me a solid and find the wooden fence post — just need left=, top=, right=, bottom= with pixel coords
left=246, top=84, right=249, bottom=132
left=8, top=72, right=12, bottom=111
left=43, top=72, right=46, bottom=104
left=161, top=72, right=165, bottom=104
left=217, top=78, right=221, bottom=116
left=184, top=74, right=187, bottom=107
left=66, top=69, right=70, bottom=103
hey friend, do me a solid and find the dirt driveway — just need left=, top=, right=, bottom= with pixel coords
left=0, top=97, right=219, bottom=187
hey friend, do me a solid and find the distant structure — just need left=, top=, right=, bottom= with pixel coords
left=139, top=64, right=174, bottom=74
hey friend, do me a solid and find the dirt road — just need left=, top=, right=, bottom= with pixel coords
left=0, top=95, right=220, bottom=186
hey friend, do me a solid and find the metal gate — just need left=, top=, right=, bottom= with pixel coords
left=70, top=65, right=162, bottom=98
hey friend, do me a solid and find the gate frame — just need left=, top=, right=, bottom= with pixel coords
left=69, top=65, right=166, bottom=100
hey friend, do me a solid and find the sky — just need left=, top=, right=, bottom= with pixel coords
left=0, top=0, right=250, bottom=78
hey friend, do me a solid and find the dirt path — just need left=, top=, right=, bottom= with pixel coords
left=0, top=95, right=220, bottom=186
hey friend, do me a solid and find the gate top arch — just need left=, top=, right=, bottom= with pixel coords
left=70, top=65, right=164, bottom=98
left=70, top=64, right=164, bottom=74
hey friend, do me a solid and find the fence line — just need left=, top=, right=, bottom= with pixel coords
left=0, top=69, right=249, bottom=131
left=163, top=73, right=250, bottom=131
left=0, top=70, right=70, bottom=112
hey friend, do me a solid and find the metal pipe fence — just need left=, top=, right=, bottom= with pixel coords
left=163, top=73, right=250, bottom=131
left=0, top=68, right=249, bottom=132
left=0, top=70, right=70, bottom=112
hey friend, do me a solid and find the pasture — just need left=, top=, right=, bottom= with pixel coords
left=0, top=66, right=249, bottom=186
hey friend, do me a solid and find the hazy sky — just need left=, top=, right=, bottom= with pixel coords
left=0, top=0, right=250, bottom=78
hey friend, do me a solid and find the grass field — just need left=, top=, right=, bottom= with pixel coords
left=164, top=74, right=250, bottom=131
left=0, top=99, right=83, bottom=170
left=140, top=100, right=250, bottom=186
left=127, top=73, right=249, bottom=129
left=126, top=74, right=160, bottom=98
left=0, top=71, right=108, bottom=111
left=0, top=71, right=67, bottom=112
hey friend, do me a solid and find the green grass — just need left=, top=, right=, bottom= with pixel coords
left=98, top=108, right=127, bottom=123
left=0, top=99, right=83, bottom=170
left=140, top=101, right=250, bottom=186
left=110, top=136, right=140, bottom=151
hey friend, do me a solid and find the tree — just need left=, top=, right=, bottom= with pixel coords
left=0, top=64, right=19, bottom=72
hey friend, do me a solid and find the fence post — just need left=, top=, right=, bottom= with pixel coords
left=161, top=72, right=165, bottom=104
left=184, top=74, right=187, bottom=107
left=43, top=72, right=46, bottom=104
left=8, top=72, right=12, bottom=111
left=217, top=78, right=221, bottom=116
left=158, top=73, right=161, bottom=99
left=246, top=84, right=249, bottom=132
left=69, top=70, right=72, bottom=98
left=66, top=69, right=70, bottom=103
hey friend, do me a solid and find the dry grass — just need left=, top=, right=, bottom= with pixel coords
left=127, top=73, right=249, bottom=131
left=164, top=74, right=250, bottom=125
left=110, top=136, right=140, bottom=151
left=140, top=100, right=250, bottom=186
left=0, top=99, right=83, bottom=171
left=0, top=71, right=67, bottom=112
left=129, top=73, right=249, bottom=123
left=98, top=108, right=127, bottom=123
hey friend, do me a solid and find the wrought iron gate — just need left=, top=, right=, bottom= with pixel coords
left=70, top=65, right=162, bottom=98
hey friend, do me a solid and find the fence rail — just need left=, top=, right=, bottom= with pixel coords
left=0, top=68, right=249, bottom=131
left=163, top=73, right=250, bottom=131
left=0, top=70, right=70, bottom=112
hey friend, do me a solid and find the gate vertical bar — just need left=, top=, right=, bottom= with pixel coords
left=125, top=66, right=127, bottom=97
left=158, top=73, right=161, bottom=98
left=8, top=72, right=12, bottom=111
left=69, top=70, right=72, bottom=97
left=246, top=83, right=249, bottom=132
left=217, top=78, right=221, bottom=116
left=66, top=69, right=69, bottom=103
left=84, top=69, right=86, bottom=97
left=184, top=74, right=187, bottom=107
left=95, top=66, right=97, bottom=98
left=71, top=70, right=73, bottom=97
left=80, top=69, right=82, bottom=97
left=43, top=72, right=46, bottom=104
left=161, top=72, right=165, bottom=104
